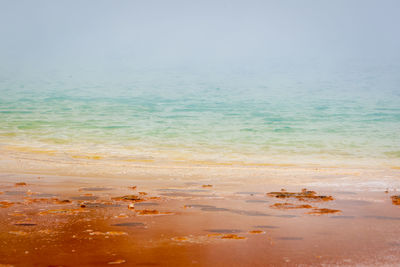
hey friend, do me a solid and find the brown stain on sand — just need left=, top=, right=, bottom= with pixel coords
left=249, top=230, right=264, bottom=234
left=38, top=208, right=88, bottom=215
left=107, top=259, right=126, bottom=265
left=136, top=209, right=173, bottom=216
left=270, top=203, right=314, bottom=209
left=112, top=195, right=144, bottom=202
left=89, top=231, right=128, bottom=236
left=23, top=197, right=71, bottom=205
left=9, top=231, right=28, bottom=236
left=221, top=234, right=246, bottom=240
left=267, top=189, right=334, bottom=202
left=391, top=195, right=400, bottom=205
left=0, top=201, right=14, bottom=208
left=307, top=208, right=341, bottom=215
left=172, top=236, right=189, bottom=241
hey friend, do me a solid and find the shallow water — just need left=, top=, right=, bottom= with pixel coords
left=1, top=65, right=399, bottom=167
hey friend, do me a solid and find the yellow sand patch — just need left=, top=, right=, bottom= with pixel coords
left=4, top=145, right=56, bottom=156
left=123, top=159, right=154, bottom=163
left=71, top=155, right=102, bottom=160
left=176, top=159, right=295, bottom=167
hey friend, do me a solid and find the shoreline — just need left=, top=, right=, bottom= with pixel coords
left=1, top=148, right=399, bottom=192
left=1, top=148, right=400, bottom=266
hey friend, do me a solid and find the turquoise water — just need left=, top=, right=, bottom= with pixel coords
left=1, top=65, right=399, bottom=166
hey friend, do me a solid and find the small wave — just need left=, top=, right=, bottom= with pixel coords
left=385, top=151, right=400, bottom=158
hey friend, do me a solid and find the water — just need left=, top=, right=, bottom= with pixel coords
left=1, top=64, right=399, bottom=167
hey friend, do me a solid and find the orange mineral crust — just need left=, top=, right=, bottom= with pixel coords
left=267, top=189, right=334, bottom=202
left=270, top=203, right=314, bottom=209
left=0, top=174, right=400, bottom=266
left=391, top=195, right=400, bottom=205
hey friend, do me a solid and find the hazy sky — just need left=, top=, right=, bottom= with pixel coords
left=1, top=0, right=399, bottom=71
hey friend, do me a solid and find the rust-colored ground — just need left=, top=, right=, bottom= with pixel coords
left=0, top=174, right=400, bottom=266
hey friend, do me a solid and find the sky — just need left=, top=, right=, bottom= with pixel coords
left=0, top=0, right=399, bottom=72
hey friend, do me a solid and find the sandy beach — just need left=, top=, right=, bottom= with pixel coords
left=1, top=152, right=400, bottom=266
left=1, top=1, right=400, bottom=265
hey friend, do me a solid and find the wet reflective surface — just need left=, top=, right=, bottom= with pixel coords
left=0, top=174, right=400, bottom=266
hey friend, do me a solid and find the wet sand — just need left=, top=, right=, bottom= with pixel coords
left=1, top=172, right=400, bottom=266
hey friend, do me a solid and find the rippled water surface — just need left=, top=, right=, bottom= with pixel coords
left=1, top=65, right=399, bottom=166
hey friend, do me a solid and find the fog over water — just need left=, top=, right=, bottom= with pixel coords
left=0, top=0, right=399, bottom=166
left=1, top=0, right=400, bottom=70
